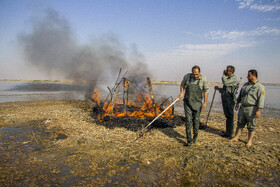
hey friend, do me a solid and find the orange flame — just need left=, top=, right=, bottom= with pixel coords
left=91, top=89, right=101, bottom=106
left=124, top=79, right=128, bottom=87
left=91, top=88, right=174, bottom=120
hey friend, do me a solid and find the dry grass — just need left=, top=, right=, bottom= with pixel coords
left=0, top=100, right=279, bottom=186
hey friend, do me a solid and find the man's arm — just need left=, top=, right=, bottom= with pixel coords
left=255, top=108, right=262, bottom=118
left=203, top=91, right=208, bottom=109
left=222, top=75, right=238, bottom=86
left=178, top=84, right=184, bottom=99
left=214, top=86, right=222, bottom=93
left=257, top=86, right=265, bottom=109
left=202, top=76, right=209, bottom=109
left=255, top=85, right=265, bottom=118
left=235, top=92, right=242, bottom=111
left=178, top=75, right=187, bottom=99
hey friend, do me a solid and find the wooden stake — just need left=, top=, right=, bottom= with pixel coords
left=110, top=85, right=120, bottom=116
left=147, top=77, right=157, bottom=116
left=104, top=68, right=127, bottom=105
left=123, top=77, right=128, bottom=115
left=126, top=79, right=129, bottom=115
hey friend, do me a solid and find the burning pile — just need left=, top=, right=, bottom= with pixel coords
left=90, top=74, right=183, bottom=131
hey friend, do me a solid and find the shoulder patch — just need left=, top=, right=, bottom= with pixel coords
left=262, top=91, right=265, bottom=95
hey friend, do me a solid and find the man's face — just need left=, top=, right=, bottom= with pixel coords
left=192, top=68, right=200, bottom=80
left=226, top=68, right=233, bottom=76
left=247, top=72, right=254, bottom=82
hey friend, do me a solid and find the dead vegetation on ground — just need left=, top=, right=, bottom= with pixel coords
left=0, top=100, right=279, bottom=186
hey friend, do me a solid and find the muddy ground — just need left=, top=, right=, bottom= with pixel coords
left=0, top=100, right=279, bottom=186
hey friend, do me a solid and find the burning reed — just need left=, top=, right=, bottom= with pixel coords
left=90, top=75, right=183, bottom=131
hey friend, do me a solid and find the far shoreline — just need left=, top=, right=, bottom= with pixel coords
left=1, top=79, right=280, bottom=86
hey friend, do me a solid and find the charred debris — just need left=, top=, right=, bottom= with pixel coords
left=89, top=68, right=184, bottom=132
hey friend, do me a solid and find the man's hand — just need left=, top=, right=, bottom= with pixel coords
left=255, top=109, right=261, bottom=118
left=223, top=70, right=226, bottom=76
left=214, top=86, right=220, bottom=91
left=202, top=102, right=207, bottom=110
left=178, top=92, right=184, bottom=99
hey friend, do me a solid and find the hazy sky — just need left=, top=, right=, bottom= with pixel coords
left=1, top=0, right=280, bottom=82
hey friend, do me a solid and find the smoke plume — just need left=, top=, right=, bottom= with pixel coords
left=18, top=8, right=152, bottom=96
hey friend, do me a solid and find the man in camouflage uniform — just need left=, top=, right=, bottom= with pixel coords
left=179, top=65, right=209, bottom=146
left=215, top=65, right=238, bottom=138
left=230, top=69, right=265, bottom=148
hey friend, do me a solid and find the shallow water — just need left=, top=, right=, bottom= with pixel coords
left=0, top=121, right=84, bottom=186
left=0, top=81, right=86, bottom=103
left=1, top=81, right=279, bottom=116
left=152, top=84, right=280, bottom=116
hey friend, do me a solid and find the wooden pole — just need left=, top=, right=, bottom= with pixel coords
left=126, top=79, right=129, bottom=115
left=205, top=89, right=216, bottom=126
left=123, top=77, right=127, bottom=115
left=123, top=77, right=126, bottom=105
left=132, top=98, right=180, bottom=142
left=104, top=68, right=127, bottom=105
left=147, top=77, right=157, bottom=117
left=110, top=85, right=120, bottom=116
left=160, top=96, right=175, bottom=115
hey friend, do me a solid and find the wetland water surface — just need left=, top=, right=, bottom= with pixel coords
left=1, top=81, right=280, bottom=114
